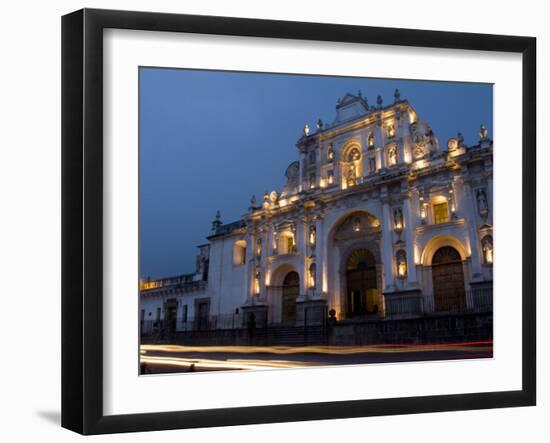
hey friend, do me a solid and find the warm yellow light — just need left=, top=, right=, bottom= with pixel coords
left=140, top=280, right=160, bottom=290
left=420, top=202, right=427, bottom=220
left=309, top=230, right=316, bottom=247
left=486, top=248, right=493, bottom=265
left=254, top=273, right=260, bottom=295
left=398, top=261, right=407, bottom=278
left=328, top=173, right=334, bottom=185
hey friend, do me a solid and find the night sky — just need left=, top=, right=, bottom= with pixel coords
left=139, top=68, right=492, bottom=279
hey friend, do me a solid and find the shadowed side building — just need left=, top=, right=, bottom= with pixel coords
left=140, top=90, right=493, bottom=345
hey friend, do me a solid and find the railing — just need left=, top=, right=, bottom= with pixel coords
left=385, top=292, right=423, bottom=318
left=470, top=286, right=493, bottom=311
left=384, top=285, right=493, bottom=318
left=141, top=313, right=244, bottom=337
left=140, top=274, right=206, bottom=291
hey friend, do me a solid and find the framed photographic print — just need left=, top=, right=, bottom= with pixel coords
left=61, top=8, right=536, bottom=435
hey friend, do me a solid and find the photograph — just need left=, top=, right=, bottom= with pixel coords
left=138, top=68, right=494, bottom=374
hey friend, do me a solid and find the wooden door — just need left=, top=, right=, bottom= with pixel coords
left=432, top=246, right=466, bottom=311
left=282, top=271, right=299, bottom=323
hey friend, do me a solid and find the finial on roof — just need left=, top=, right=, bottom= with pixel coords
left=479, top=124, right=488, bottom=140
left=316, top=119, right=324, bottom=130
left=394, top=88, right=401, bottom=102
left=211, top=210, right=222, bottom=233
left=303, top=124, right=310, bottom=136
left=250, top=195, right=257, bottom=207
left=457, top=132, right=464, bottom=145
left=376, top=95, right=383, bottom=108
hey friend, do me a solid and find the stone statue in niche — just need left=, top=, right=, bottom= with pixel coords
left=393, top=207, right=404, bottom=230
left=367, top=132, right=375, bottom=148
left=346, top=163, right=357, bottom=187
left=388, top=145, right=397, bottom=165
left=347, top=147, right=361, bottom=162
left=309, top=225, right=316, bottom=246
left=413, top=144, right=426, bottom=159
left=482, top=235, right=493, bottom=265
left=476, top=189, right=489, bottom=218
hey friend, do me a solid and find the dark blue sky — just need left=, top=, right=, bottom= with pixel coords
left=139, top=68, right=492, bottom=279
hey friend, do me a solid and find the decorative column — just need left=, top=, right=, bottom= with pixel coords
left=299, top=151, right=307, bottom=193
left=403, top=197, right=417, bottom=285
left=245, top=227, right=257, bottom=301
left=314, top=214, right=325, bottom=297
left=381, top=200, right=395, bottom=292
left=295, top=217, right=309, bottom=298
left=464, top=181, right=483, bottom=281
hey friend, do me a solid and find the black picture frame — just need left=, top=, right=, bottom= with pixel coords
left=62, top=8, right=536, bottom=435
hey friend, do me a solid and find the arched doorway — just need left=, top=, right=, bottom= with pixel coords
left=346, top=249, right=378, bottom=317
left=282, top=271, right=299, bottom=323
left=432, top=246, right=466, bottom=311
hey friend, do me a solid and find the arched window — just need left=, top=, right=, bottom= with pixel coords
left=233, top=240, right=247, bottom=265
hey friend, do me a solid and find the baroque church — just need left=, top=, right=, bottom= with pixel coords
left=140, top=90, right=493, bottom=339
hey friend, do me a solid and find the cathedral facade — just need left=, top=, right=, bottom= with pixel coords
left=140, top=90, right=493, bottom=336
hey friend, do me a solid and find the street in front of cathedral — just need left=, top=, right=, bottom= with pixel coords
left=140, top=342, right=493, bottom=374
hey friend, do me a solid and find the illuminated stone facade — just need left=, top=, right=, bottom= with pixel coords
left=140, top=91, right=493, bottom=333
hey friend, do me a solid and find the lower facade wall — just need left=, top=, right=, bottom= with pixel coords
left=141, top=312, right=492, bottom=346
left=328, top=312, right=492, bottom=345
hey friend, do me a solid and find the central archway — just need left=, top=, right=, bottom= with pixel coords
left=282, top=271, right=299, bottom=323
left=345, top=248, right=378, bottom=317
